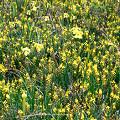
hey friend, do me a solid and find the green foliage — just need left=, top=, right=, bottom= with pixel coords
left=0, top=0, right=120, bottom=120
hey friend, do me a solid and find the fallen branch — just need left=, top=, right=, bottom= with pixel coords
left=4, top=113, right=67, bottom=119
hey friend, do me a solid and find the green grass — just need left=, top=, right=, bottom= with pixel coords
left=0, top=0, right=120, bottom=120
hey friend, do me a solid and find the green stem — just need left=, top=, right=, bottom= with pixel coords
left=23, top=98, right=26, bottom=116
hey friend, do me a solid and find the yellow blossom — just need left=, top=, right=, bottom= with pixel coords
left=6, top=94, right=10, bottom=99
left=71, top=27, right=83, bottom=39
left=53, top=92, right=58, bottom=100
left=22, top=47, right=31, bottom=56
left=22, top=92, right=27, bottom=99
left=75, top=98, right=79, bottom=104
left=73, top=60, right=78, bottom=68
left=90, top=117, right=97, bottom=120
left=9, top=22, right=15, bottom=28
left=81, top=113, right=84, bottom=119
left=44, top=16, right=49, bottom=21
left=99, top=89, right=102, bottom=95
left=110, top=91, right=114, bottom=97
left=34, top=43, right=44, bottom=52
left=0, top=64, right=7, bottom=72
left=26, top=10, right=31, bottom=15
left=64, top=13, right=69, bottom=18
left=18, top=109, right=23, bottom=115
left=19, top=78, right=23, bottom=83
left=0, top=37, right=7, bottom=42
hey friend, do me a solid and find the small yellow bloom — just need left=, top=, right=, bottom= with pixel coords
left=61, top=108, right=65, bottom=113
left=19, top=78, right=23, bottom=83
left=81, top=113, right=84, bottom=119
left=38, top=95, right=43, bottom=99
left=34, top=43, right=44, bottom=52
left=44, top=16, right=49, bottom=21
left=0, top=64, right=7, bottom=72
left=71, top=27, right=83, bottom=39
left=113, top=102, right=116, bottom=109
left=0, top=37, right=7, bottom=42
left=64, top=13, right=69, bottom=18
left=26, top=10, right=31, bottom=15
left=110, top=91, right=114, bottom=97
left=106, top=106, right=110, bottom=110
left=9, top=22, right=15, bottom=28
left=87, top=110, right=90, bottom=115
left=18, top=109, right=23, bottom=115
left=6, top=94, right=10, bottom=99
left=0, top=115, right=3, bottom=118
left=32, top=6, right=37, bottom=11
left=53, top=107, right=57, bottom=113
left=53, top=92, right=58, bottom=100
left=75, top=98, right=79, bottom=104
left=33, top=73, right=36, bottom=78
left=99, top=89, right=102, bottom=95
left=73, top=60, right=78, bottom=68
left=22, top=47, right=31, bottom=56
left=90, top=117, right=97, bottom=120
left=22, top=92, right=27, bottom=99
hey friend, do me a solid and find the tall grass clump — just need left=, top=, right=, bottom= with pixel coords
left=0, top=0, right=120, bottom=120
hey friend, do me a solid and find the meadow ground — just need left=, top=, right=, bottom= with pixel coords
left=0, top=0, right=120, bottom=120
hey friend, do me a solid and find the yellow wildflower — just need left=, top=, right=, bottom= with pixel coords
left=22, top=47, right=31, bottom=56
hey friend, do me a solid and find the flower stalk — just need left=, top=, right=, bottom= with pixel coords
left=22, top=92, right=27, bottom=116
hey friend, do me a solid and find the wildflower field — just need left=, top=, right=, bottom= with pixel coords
left=0, top=0, right=120, bottom=119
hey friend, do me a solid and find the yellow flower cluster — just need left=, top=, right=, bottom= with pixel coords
left=0, top=0, right=119, bottom=119
left=71, top=27, right=83, bottom=39
left=34, top=42, right=44, bottom=52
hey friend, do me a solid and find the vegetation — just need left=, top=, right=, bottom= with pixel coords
left=0, top=0, right=120, bottom=119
